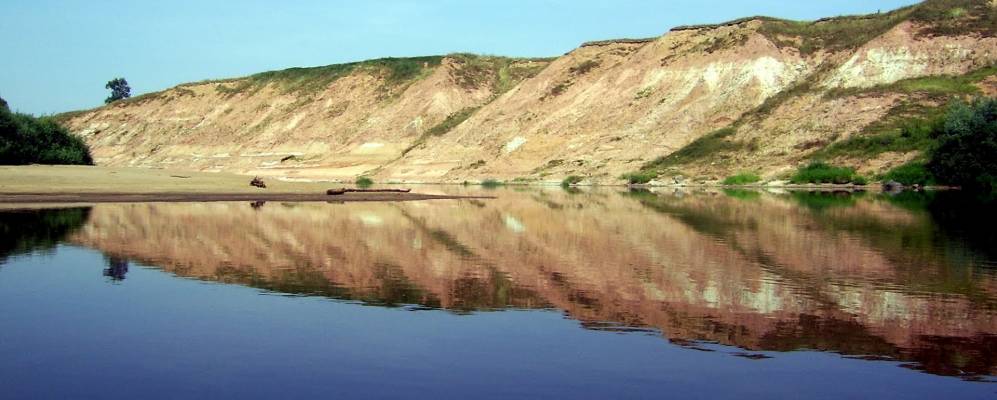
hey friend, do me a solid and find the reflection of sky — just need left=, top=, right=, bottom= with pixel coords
left=0, top=246, right=989, bottom=399
left=504, top=214, right=525, bottom=233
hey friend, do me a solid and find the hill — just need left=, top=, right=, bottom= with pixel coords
left=59, top=0, right=997, bottom=184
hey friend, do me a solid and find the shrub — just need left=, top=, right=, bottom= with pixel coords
left=883, top=161, right=935, bottom=185
left=927, top=97, right=997, bottom=191
left=621, top=171, right=657, bottom=184
left=790, top=161, right=866, bottom=184
left=569, top=60, right=600, bottom=75
left=481, top=179, right=503, bottom=188
left=355, top=176, right=373, bottom=188
left=561, top=175, right=584, bottom=187
left=722, top=172, right=761, bottom=185
left=0, top=99, right=93, bottom=165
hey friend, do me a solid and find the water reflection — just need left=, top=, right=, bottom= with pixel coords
left=103, top=257, right=129, bottom=281
left=0, top=207, right=91, bottom=262
left=31, top=188, right=997, bottom=379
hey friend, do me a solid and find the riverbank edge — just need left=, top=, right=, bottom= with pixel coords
left=0, top=192, right=494, bottom=204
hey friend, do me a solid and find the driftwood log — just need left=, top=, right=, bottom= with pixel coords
left=326, top=188, right=412, bottom=195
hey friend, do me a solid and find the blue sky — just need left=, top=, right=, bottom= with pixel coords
left=1, top=0, right=919, bottom=115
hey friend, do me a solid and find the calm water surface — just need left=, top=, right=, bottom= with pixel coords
left=1, top=187, right=996, bottom=399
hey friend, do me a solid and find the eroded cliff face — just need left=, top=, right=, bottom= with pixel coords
left=61, top=0, right=997, bottom=183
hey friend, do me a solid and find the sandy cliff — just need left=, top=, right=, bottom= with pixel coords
left=61, top=0, right=997, bottom=183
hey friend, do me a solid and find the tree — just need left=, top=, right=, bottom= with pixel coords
left=0, top=97, right=93, bottom=165
left=0, top=95, right=8, bottom=111
left=104, top=78, right=131, bottom=103
left=927, top=97, right=997, bottom=192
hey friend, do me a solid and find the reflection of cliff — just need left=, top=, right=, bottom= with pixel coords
left=0, top=207, right=91, bottom=262
left=68, top=201, right=547, bottom=311
left=67, top=189, right=997, bottom=377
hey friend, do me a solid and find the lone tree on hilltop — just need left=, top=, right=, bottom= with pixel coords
left=104, top=78, right=131, bottom=103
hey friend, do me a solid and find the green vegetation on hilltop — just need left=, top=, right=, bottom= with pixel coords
left=447, top=53, right=552, bottom=94
left=679, top=0, right=992, bottom=56
left=212, top=53, right=552, bottom=98
left=758, top=5, right=916, bottom=55
left=216, top=56, right=446, bottom=96
left=0, top=96, right=93, bottom=165
left=909, top=0, right=997, bottom=37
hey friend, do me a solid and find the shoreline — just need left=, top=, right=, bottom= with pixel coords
left=0, top=192, right=493, bottom=204
left=0, top=165, right=956, bottom=196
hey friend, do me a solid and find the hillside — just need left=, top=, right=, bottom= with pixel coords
left=60, top=0, right=997, bottom=184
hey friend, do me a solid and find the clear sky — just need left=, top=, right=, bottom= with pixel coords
left=1, top=0, right=919, bottom=115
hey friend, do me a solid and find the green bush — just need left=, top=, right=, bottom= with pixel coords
left=722, top=172, right=761, bottom=185
left=561, top=175, right=584, bottom=187
left=621, top=171, right=657, bottom=185
left=355, top=176, right=373, bottom=188
left=790, top=161, right=866, bottom=184
left=0, top=97, right=93, bottom=165
left=927, top=97, right=997, bottom=191
left=883, top=162, right=935, bottom=185
left=481, top=179, right=503, bottom=188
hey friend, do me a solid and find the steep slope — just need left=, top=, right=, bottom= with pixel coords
left=381, top=26, right=813, bottom=182
left=60, top=0, right=997, bottom=184
left=62, top=55, right=551, bottom=179
left=629, top=0, right=997, bottom=183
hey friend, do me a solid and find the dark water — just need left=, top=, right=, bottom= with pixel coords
left=1, top=187, right=996, bottom=399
